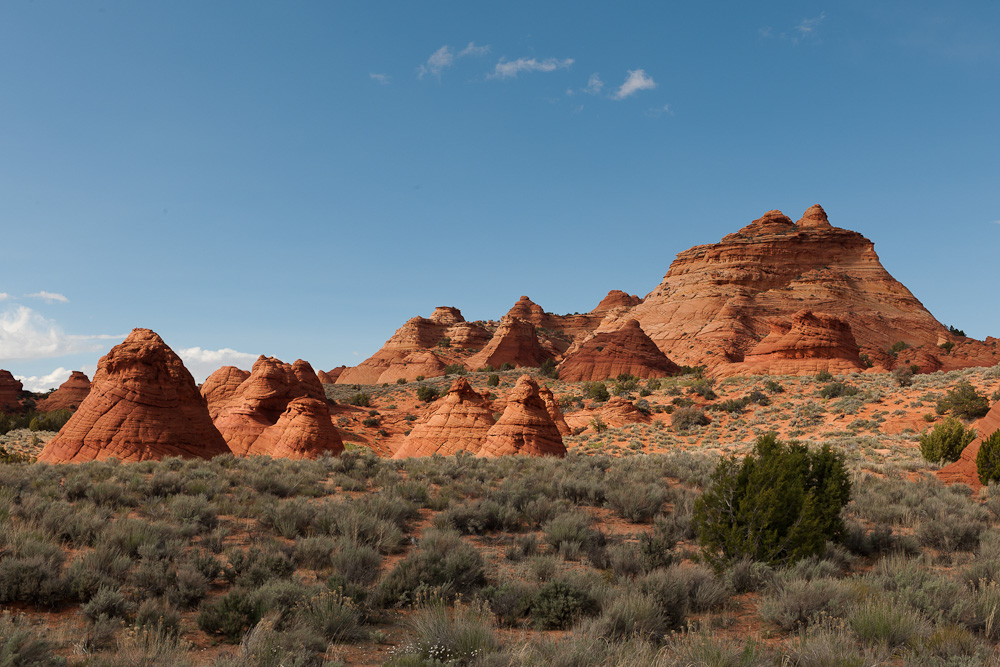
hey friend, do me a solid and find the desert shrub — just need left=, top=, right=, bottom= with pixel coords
left=415, top=385, right=439, bottom=403
left=486, top=374, right=500, bottom=387
left=815, top=369, right=834, bottom=382
left=170, top=562, right=210, bottom=608
left=636, top=569, right=689, bottom=630
left=293, top=536, right=336, bottom=570
left=224, top=545, right=295, bottom=588
left=197, top=587, right=263, bottom=643
left=540, top=358, right=558, bottom=379
left=0, top=611, right=64, bottom=666
left=389, top=603, right=500, bottom=665
left=849, top=596, right=928, bottom=648
left=589, top=416, right=608, bottom=433
left=377, top=529, right=486, bottom=606
left=531, top=579, right=599, bottom=630
left=688, top=378, right=717, bottom=400
left=758, top=577, right=853, bottom=630
left=888, top=341, right=910, bottom=357
left=605, top=483, right=668, bottom=523
left=764, top=379, right=784, bottom=394
left=298, top=589, right=365, bottom=643
left=82, top=586, right=133, bottom=622
left=725, top=557, right=775, bottom=594
left=584, top=382, right=610, bottom=402
left=170, top=494, right=217, bottom=531
left=485, top=580, right=534, bottom=626
left=977, top=430, right=1000, bottom=486
left=542, top=512, right=599, bottom=555
left=0, top=552, right=67, bottom=608
left=588, top=591, right=672, bottom=642
left=672, top=407, right=709, bottom=432
left=437, top=498, right=520, bottom=534
left=892, top=366, right=914, bottom=387
left=260, top=497, right=315, bottom=539
left=693, top=433, right=851, bottom=566
left=819, top=382, right=859, bottom=399
left=347, top=392, right=371, bottom=407
left=443, top=363, right=466, bottom=376
left=499, top=362, right=514, bottom=371
left=919, top=417, right=976, bottom=464
left=328, top=537, right=383, bottom=587
left=669, top=563, right=728, bottom=612
left=936, top=381, right=990, bottom=420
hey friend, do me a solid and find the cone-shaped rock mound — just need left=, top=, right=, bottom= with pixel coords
left=466, top=316, right=549, bottom=371
left=393, top=378, right=496, bottom=458
left=37, top=329, right=230, bottom=463
left=558, top=320, right=680, bottom=382
left=201, top=366, right=251, bottom=419
left=539, top=384, right=571, bottom=436
left=35, top=371, right=91, bottom=413
left=214, top=355, right=343, bottom=458
left=477, top=375, right=565, bottom=457
left=0, top=370, right=23, bottom=412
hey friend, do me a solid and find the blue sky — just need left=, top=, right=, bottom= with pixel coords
left=1, top=1, right=998, bottom=390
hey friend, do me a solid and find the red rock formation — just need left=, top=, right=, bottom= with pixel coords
left=201, top=366, right=251, bottom=419
left=598, top=205, right=956, bottom=371
left=477, top=375, right=565, bottom=457
left=318, top=366, right=347, bottom=384
left=599, top=396, right=652, bottom=427
left=558, top=320, right=681, bottom=382
left=936, top=402, right=1000, bottom=490
left=292, top=359, right=326, bottom=400
left=214, top=355, right=342, bottom=458
left=0, top=370, right=23, bottom=412
left=37, top=329, right=230, bottom=463
left=249, top=397, right=344, bottom=459
left=593, top=290, right=642, bottom=313
left=717, top=311, right=864, bottom=377
left=393, top=378, right=496, bottom=458
left=539, top=384, right=571, bottom=435
left=377, top=351, right=448, bottom=384
left=466, top=316, right=550, bottom=371
left=35, top=371, right=91, bottom=413
left=430, top=306, right=465, bottom=325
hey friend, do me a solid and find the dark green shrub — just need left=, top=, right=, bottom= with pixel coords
left=584, top=382, right=609, bottom=402
left=936, top=381, right=990, bottom=420
left=531, top=579, right=598, bottom=630
left=486, top=374, right=500, bottom=387
left=949, top=325, right=966, bottom=337
left=437, top=337, right=451, bottom=348
left=693, top=433, right=851, bottom=566
left=377, top=529, right=486, bottom=606
left=415, top=386, right=439, bottom=403
left=443, top=363, right=466, bottom=376
left=940, top=341, right=955, bottom=354
left=540, top=358, right=558, bottom=379
left=819, top=382, right=859, bottom=399
left=888, top=341, right=910, bottom=357
left=396, top=377, right=407, bottom=385
left=347, top=392, right=371, bottom=407
left=361, top=416, right=380, bottom=427
left=815, top=369, right=834, bottom=382
left=589, top=416, right=608, bottom=433
left=500, top=362, right=514, bottom=371
left=764, top=380, right=784, bottom=394
left=977, top=430, right=1000, bottom=486
left=919, top=417, right=976, bottom=464
left=671, top=407, right=709, bottom=432
left=688, top=379, right=717, bottom=400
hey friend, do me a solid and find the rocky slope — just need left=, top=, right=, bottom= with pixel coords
left=35, top=371, right=91, bottom=413
left=558, top=319, right=681, bottom=381
left=0, top=370, right=24, bottom=412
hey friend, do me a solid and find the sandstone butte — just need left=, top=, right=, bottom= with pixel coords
left=213, top=356, right=343, bottom=459
left=557, top=319, right=681, bottom=382
left=477, top=375, right=566, bottom=458
left=317, top=366, right=347, bottom=384
left=201, top=366, right=251, bottom=419
left=465, top=315, right=551, bottom=371
left=599, top=396, right=653, bottom=427
left=336, top=307, right=490, bottom=385
left=34, top=371, right=91, bottom=413
left=539, top=384, right=571, bottom=436
left=393, top=378, right=496, bottom=458
left=936, top=401, right=1000, bottom=491
left=597, top=205, right=988, bottom=372
left=0, top=370, right=24, bottom=412
left=714, top=310, right=865, bottom=378
left=36, top=329, right=230, bottom=463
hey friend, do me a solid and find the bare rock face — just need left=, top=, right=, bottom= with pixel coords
left=718, top=310, right=864, bottom=377
left=37, top=329, right=230, bottom=463
left=936, top=402, right=1000, bottom=490
left=214, top=355, right=342, bottom=458
left=318, top=366, right=347, bottom=384
left=292, top=359, right=326, bottom=400
left=249, top=397, right=344, bottom=459
left=430, top=307, right=465, bottom=325
left=393, top=378, right=496, bottom=458
left=599, top=396, right=652, bottom=427
left=593, top=290, right=642, bottom=313
left=35, top=371, right=91, bottom=413
left=599, top=205, right=954, bottom=370
left=0, top=370, right=24, bottom=412
left=377, top=351, right=448, bottom=384
left=558, top=320, right=681, bottom=382
left=466, top=316, right=550, bottom=371
left=538, top=384, right=571, bottom=435
left=477, top=375, right=565, bottom=457
left=201, top=366, right=251, bottom=419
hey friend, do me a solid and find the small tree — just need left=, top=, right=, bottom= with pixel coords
left=936, top=381, right=990, bottom=420
left=416, top=386, right=439, bottom=403
left=919, top=417, right=976, bottom=464
left=976, top=430, right=1000, bottom=485
left=539, top=358, right=558, bottom=379
left=693, top=433, right=851, bottom=567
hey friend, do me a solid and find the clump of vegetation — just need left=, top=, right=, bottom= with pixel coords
left=416, top=386, right=439, bottom=403
left=819, top=382, right=859, bottom=399
left=0, top=409, right=72, bottom=435
left=499, top=362, right=514, bottom=371
left=976, top=430, right=1000, bottom=485
left=814, top=369, right=834, bottom=382
left=919, top=417, right=976, bottom=464
left=443, top=364, right=466, bottom=376
left=892, top=366, right=914, bottom=387
left=584, top=382, right=610, bottom=403
left=347, top=392, right=371, bottom=407
left=672, top=407, right=709, bottom=432
left=693, top=433, right=851, bottom=566
left=888, top=341, right=910, bottom=357
left=687, top=379, right=717, bottom=400
left=764, top=379, right=784, bottom=394
left=539, top=358, right=558, bottom=379
left=936, top=381, right=990, bottom=420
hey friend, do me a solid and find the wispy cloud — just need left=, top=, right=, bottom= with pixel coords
left=14, top=367, right=72, bottom=393
left=613, top=69, right=657, bottom=99
left=176, top=347, right=259, bottom=384
left=796, top=12, right=826, bottom=38
left=27, top=291, right=69, bottom=304
left=0, top=305, right=122, bottom=361
left=993, top=220, right=1000, bottom=225
left=459, top=42, right=490, bottom=57
left=0, top=293, right=9, bottom=301
left=418, top=45, right=454, bottom=79
left=491, top=57, right=574, bottom=79
left=369, top=72, right=391, bottom=84
left=585, top=73, right=604, bottom=94
left=759, top=12, right=827, bottom=43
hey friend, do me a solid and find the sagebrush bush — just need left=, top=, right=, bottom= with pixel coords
left=937, top=381, right=990, bottom=420
left=919, top=417, right=976, bottom=464
left=978, top=430, right=1000, bottom=486
left=531, top=579, right=599, bottom=630
left=378, top=529, right=486, bottom=606
left=671, top=407, right=709, bottom=432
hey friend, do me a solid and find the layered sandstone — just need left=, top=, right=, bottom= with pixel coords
left=35, top=371, right=91, bottom=413
left=539, top=384, right=571, bottom=436
left=214, top=356, right=342, bottom=458
left=292, top=359, right=326, bottom=400
left=376, top=351, right=447, bottom=384
left=393, top=378, right=496, bottom=458
left=201, top=366, right=251, bottom=419
left=936, top=402, right=1000, bottom=490
left=599, top=205, right=955, bottom=370
left=717, top=311, right=864, bottom=377
left=0, top=370, right=23, bottom=412
left=599, top=396, right=652, bottom=427
left=466, top=316, right=550, bottom=371
left=558, top=320, right=681, bottom=382
left=37, top=329, right=230, bottom=463
left=477, top=375, right=565, bottom=457
left=318, top=367, right=347, bottom=384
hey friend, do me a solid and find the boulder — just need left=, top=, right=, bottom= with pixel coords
left=477, top=375, right=565, bottom=457
left=37, top=329, right=230, bottom=463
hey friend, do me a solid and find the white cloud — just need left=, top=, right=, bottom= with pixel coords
left=491, top=57, right=574, bottom=79
left=0, top=305, right=122, bottom=361
left=585, top=73, right=604, bottom=94
left=796, top=12, right=826, bottom=38
left=614, top=69, right=657, bottom=99
left=0, top=293, right=9, bottom=301
left=176, top=347, right=259, bottom=384
left=418, top=45, right=454, bottom=79
left=14, top=367, right=72, bottom=393
left=459, top=42, right=490, bottom=57
left=369, top=72, right=391, bottom=84
left=27, top=291, right=69, bottom=304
